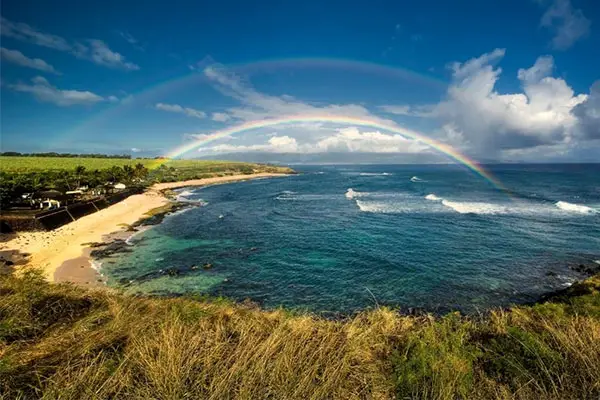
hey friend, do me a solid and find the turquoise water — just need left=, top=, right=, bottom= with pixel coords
left=98, top=164, right=600, bottom=315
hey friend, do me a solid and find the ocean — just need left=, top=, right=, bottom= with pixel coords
left=97, top=164, right=600, bottom=315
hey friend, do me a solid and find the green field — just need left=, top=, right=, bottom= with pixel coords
left=0, top=157, right=258, bottom=173
left=0, top=157, right=293, bottom=207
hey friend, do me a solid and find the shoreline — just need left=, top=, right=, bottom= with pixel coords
left=0, top=172, right=290, bottom=284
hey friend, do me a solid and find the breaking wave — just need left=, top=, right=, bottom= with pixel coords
left=425, top=194, right=442, bottom=201
left=555, top=201, right=597, bottom=214
left=410, top=176, right=424, bottom=182
left=441, top=200, right=508, bottom=215
left=345, top=188, right=369, bottom=199
left=359, top=172, right=392, bottom=176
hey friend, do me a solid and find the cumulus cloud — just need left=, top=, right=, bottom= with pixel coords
left=0, top=47, right=60, bottom=74
left=199, top=128, right=428, bottom=154
left=9, top=76, right=109, bottom=106
left=155, top=103, right=206, bottom=119
left=0, top=17, right=139, bottom=70
left=539, top=0, right=591, bottom=50
left=432, top=49, right=588, bottom=155
left=573, top=81, right=600, bottom=139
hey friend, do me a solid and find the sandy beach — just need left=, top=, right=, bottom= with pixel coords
left=0, top=173, right=288, bottom=284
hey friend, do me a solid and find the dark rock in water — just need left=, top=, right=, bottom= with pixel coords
left=545, top=271, right=558, bottom=277
left=570, top=263, right=600, bottom=276
left=203, top=263, right=213, bottom=270
left=166, top=267, right=179, bottom=276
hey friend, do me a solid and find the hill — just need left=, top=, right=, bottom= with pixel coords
left=1, top=270, right=598, bottom=399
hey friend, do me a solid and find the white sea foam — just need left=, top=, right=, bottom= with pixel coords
left=359, top=172, right=392, bottom=176
left=345, top=188, right=368, bottom=199
left=425, top=194, right=442, bottom=201
left=441, top=200, right=508, bottom=214
left=555, top=201, right=597, bottom=214
left=410, top=176, right=424, bottom=182
left=355, top=200, right=406, bottom=213
left=90, top=259, right=103, bottom=272
left=176, top=190, right=194, bottom=201
left=176, top=189, right=207, bottom=204
left=125, top=226, right=149, bottom=245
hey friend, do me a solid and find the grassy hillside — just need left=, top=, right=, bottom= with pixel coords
left=1, top=270, right=598, bottom=399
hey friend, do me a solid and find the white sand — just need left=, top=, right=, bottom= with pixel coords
left=0, top=173, right=287, bottom=282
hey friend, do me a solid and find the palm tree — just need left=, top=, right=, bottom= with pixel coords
left=74, top=165, right=86, bottom=189
left=134, top=163, right=149, bottom=180
left=122, top=165, right=135, bottom=183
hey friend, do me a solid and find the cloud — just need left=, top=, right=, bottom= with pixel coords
left=378, top=104, right=436, bottom=117
left=0, top=17, right=139, bottom=70
left=76, top=40, right=140, bottom=70
left=432, top=50, right=589, bottom=155
left=8, top=76, right=109, bottom=106
left=199, top=128, right=428, bottom=154
left=0, top=16, right=71, bottom=51
left=539, top=0, right=590, bottom=50
left=155, top=103, right=206, bottom=119
left=131, top=147, right=142, bottom=153
left=572, top=81, right=600, bottom=139
left=203, top=63, right=395, bottom=125
left=211, top=112, right=231, bottom=122
left=117, top=31, right=145, bottom=51
left=0, top=47, right=60, bottom=74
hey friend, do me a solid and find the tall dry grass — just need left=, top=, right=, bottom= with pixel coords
left=1, top=270, right=599, bottom=399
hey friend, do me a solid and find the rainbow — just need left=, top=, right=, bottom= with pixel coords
left=152, top=115, right=507, bottom=191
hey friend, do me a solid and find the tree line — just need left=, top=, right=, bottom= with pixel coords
left=0, top=164, right=150, bottom=208
left=0, top=152, right=133, bottom=159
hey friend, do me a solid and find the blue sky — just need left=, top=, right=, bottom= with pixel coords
left=1, top=0, right=599, bottom=162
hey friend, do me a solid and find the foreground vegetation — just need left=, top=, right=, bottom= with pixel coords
left=0, top=271, right=598, bottom=399
left=0, top=156, right=293, bottom=207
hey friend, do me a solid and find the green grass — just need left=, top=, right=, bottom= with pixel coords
left=0, top=157, right=288, bottom=173
left=1, top=271, right=599, bottom=399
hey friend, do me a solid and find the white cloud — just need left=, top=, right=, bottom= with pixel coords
left=9, top=76, right=108, bottom=106
left=539, top=0, right=590, bottom=50
left=199, top=128, right=428, bottom=154
left=0, top=16, right=71, bottom=51
left=573, top=81, right=600, bottom=139
left=78, top=39, right=140, bottom=70
left=432, top=50, right=588, bottom=154
left=313, top=127, right=427, bottom=153
left=379, top=104, right=436, bottom=117
left=131, top=147, right=142, bottom=153
left=155, top=103, right=206, bottom=119
left=0, top=17, right=139, bottom=70
left=203, top=63, right=395, bottom=125
left=211, top=112, right=231, bottom=122
left=0, top=47, right=60, bottom=74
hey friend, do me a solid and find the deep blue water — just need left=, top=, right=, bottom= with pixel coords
left=98, top=164, right=600, bottom=315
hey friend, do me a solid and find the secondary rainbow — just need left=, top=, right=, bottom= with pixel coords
left=153, top=115, right=507, bottom=191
